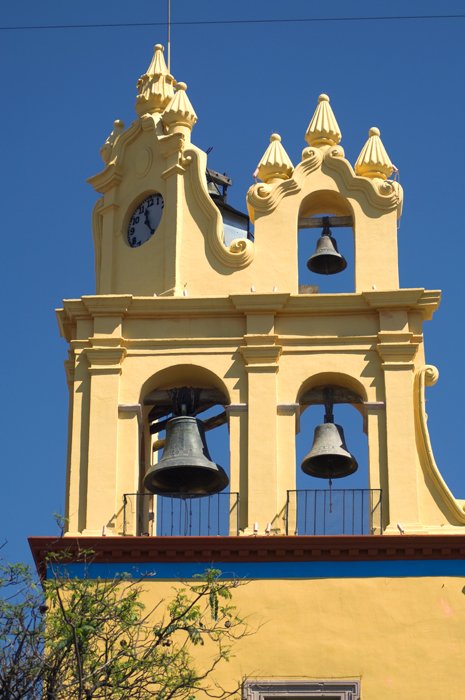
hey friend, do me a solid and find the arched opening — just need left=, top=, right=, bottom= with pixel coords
left=298, top=191, right=355, bottom=294
left=292, top=378, right=380, bottom=535
left=134, top=365, right=234, bottom=536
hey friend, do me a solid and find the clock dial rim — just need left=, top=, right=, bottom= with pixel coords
left=126, top=192, right=164, bottom=248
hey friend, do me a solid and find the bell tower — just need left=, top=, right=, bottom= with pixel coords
left=28, top=41, right=465, bottom=699
left=56, top=44, right=464, bottom=539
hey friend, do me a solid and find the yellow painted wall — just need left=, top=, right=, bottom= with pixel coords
left=137, top=575, right=465, bottom=698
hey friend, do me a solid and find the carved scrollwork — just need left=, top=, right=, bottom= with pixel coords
left=424, top=364, right=440, bottom=386
left=229, top=239, right=248, bottom=253
left=321, top=150, right=403, bottom=212
left=414, top=365, right=465, bottom=522
left=179, top=154, right=193, bottom=168
left=183, top=146, right=254, bottom=269
left=250, top=183, right=272, bottom=200
left=100, top=119, right=125, bottom=165
left=247, top=178, right=301, bottom=216
left=301, top=146, right=320, bottom=163
left=326, top=144, right=345, bottom=159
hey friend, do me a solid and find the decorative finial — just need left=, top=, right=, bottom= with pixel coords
left=135, top=44, right=175, bottom=116
left=100, top=119, right=125, bottom=165
left=305, top=94, right=342, bottom=148
left=256, top=133, right=294, bottom=184
left=162, top=81, right=198, bottom=137
left=354, top=127, right=395, bottom=180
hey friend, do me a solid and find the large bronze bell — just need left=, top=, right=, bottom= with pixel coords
left=144, top=415, right=229, bottom=496
left=301, top=421, right=358, bottom=480
left=306, top=217, right=347, bottom=275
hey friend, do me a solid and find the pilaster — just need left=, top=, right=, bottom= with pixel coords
left=82, top=347, right=126, bottom=535
left=376, top=329, right=421, bottom=529
left=240, top=331, right=282, bottom=532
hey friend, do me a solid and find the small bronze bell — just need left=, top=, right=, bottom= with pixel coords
left=306, top=217, right=347, bottom=275
left=144, top=415, right=229, bottom=497
left=301, top=401, right=358, bottom=480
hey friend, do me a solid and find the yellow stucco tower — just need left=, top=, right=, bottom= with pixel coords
left=31, top=45, right=465, bottom=697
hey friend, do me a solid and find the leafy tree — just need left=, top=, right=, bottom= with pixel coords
left=0, top=553, right=248, bottom=700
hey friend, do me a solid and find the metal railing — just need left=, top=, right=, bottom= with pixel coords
left=123, top=492, right=240, bottom=537
left=285, top=488, right=382, bottom=536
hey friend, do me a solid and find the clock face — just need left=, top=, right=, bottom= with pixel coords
left=127, top=193, right=164, bottom=248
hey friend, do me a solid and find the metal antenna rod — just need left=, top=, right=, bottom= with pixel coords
left=167, top=0, right=171, bottom=72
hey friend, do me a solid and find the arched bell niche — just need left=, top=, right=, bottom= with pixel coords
left=294, top=376, right=380, bottom=535
left=137, top=365, right=233, bottom=537
left=298, top=190, right=355, bottom=294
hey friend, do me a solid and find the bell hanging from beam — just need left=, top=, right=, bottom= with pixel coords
left=301, top=400, right=358, bottom=480
left=306, top=216, right=347, bottom=275
left=144, top=415, right=229, bottom=497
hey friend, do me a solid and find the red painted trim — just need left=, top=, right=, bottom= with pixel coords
left=28, top=534, right=465, bottom=577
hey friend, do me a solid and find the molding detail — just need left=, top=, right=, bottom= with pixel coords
left=184, top=147, right=254, bottom=268
left=240, top=334, right=282, bottom=372
left=84, top=347, right=127, bottom=375
left=247, top=142, right=403, bottom=222
left=376, top=331, right=419, bottom=369
left=244, top=680, right=360, bottom=700
left=29, top=535, right=465, bottom=580
left=414, top=365, right=465, bottom=523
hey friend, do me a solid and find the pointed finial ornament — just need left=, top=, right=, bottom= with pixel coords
left=305, top=94, right=342, bottom=148
left=162, top=82, right=198, bottom=137
left=256, top=134, right=294, bottom=184
left=135, top=44, right=175, bottom=116
left=355, top=127, right=395, bottom=180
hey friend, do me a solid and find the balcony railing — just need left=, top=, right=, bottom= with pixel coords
left=123, top=492, right=240, bottom=537
left=285, top=488, right=382, bottom=536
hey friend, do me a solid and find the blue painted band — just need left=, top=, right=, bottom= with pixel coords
left=46, top=559, right=465, bottom=580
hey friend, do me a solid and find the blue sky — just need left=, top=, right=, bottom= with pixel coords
left=1, top=1, right=464, bottom=562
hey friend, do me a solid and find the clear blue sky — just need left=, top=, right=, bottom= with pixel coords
left=1, top=0, right=464, bottom=562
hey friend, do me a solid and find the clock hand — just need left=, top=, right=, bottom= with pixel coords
left=144, top=209, right=154, bottom=234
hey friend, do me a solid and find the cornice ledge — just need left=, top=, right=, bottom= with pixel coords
left=362, top=289, right=441, bottom=318
left=60, top=299, right=89, bottom=318
left=82, top=295, right=133, bottom=316
left=230, top=293, right=290, bottom=312
left=285, top=293, right=370, bottom=314
left=56, top=308, right=75, bottom=342
left=29, top=535, right=465, bottom=578
left=87, top=162, right=124, bottom=194
left=129, top=296, right=237, bottom=317
left=179, top=146, right=254, bottom=269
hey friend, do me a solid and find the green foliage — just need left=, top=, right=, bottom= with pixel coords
left=0, top=555, right=248, bottom=700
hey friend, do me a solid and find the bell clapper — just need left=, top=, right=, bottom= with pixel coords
left=328, top=478, right=333, bottom=513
